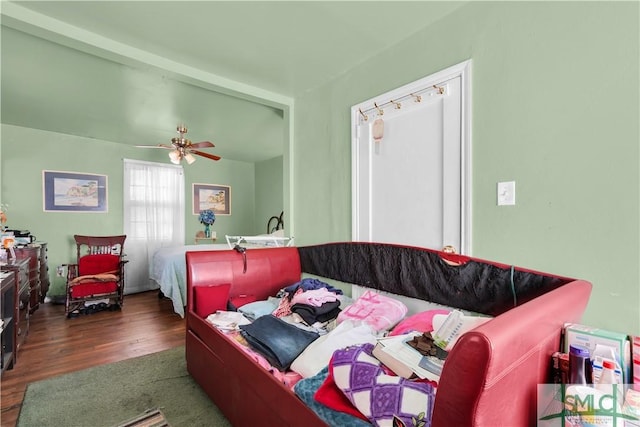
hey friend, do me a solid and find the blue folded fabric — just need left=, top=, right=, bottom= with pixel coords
left=293, top=366, right=372, bottom=427
left=238, top=299, right=279, bottom=321
left=240, top=314, right=319, bottom=371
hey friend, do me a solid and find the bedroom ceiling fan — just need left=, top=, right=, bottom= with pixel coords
left=136, top=125, right=221, bottom=165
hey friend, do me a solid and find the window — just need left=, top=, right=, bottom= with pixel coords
left=123, top=159, right=184, bottom=293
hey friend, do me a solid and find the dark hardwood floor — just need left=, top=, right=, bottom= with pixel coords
left=0, top=291, right=186, bottom=427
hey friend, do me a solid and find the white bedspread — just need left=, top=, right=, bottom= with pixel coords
left=150, top=243, right=229, bottom=317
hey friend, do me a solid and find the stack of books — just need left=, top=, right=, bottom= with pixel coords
left=372, top=310, right=492, bottom=380
left=372, top=332, right=443, bottom=381
left=432, top=310, right=491, bottom=351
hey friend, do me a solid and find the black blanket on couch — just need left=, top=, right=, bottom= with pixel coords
left=297, top=242, right=568, bottom=316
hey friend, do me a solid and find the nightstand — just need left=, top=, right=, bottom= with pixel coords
left=195, top=231, right=216, bottom=244
left=195, top=237, right=217, bottom=245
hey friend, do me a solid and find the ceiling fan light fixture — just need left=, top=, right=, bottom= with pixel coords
left=168, top=150, right=181, bottom=164
left=137, top=124, right=221, bottom=164
left=184, top=153, right=196, bottom=164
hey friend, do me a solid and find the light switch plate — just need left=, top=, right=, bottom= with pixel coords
left=497, top=181, right=516, bottom=206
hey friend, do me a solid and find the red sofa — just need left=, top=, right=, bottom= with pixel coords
left=185, top=242, right=591, bottom=426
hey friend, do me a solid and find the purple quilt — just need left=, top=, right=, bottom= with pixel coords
left=330, top=343, right=434, bottom=427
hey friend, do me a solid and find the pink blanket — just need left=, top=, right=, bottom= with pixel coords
left=337, top=290, right=408, bottom=332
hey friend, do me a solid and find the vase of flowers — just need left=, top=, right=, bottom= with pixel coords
left=198, top=209, right=216, bottom=238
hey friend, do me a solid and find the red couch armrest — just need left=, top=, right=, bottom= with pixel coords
left=432, top=279, right=591, bottom=427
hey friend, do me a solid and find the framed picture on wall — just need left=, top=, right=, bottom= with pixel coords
left=192, top=183, right=231, bottom=216
left=42, top=170, right=108, bottom=212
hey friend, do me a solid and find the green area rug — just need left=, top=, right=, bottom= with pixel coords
left=18, top=346, right=231, bottom=427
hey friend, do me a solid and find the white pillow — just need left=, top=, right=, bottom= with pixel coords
left=290, top=320, right=378, bottom=378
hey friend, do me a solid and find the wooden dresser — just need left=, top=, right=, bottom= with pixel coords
left=1, top=258, right=30, bottom=354
left=12, top=242, right=49, bottom=311
left=13, top=246, right=41, bottom=313
left=0, top=242, right=49, bottom=375
left=1, top=270, right=17, bottom=374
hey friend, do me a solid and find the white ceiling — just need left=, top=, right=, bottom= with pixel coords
left=1, top=1, right=465, bottom=162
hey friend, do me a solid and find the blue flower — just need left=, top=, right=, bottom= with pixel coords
left=198, top=209, right=216, bottom=225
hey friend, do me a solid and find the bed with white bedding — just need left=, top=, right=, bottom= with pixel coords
left=150, top=243, right=229, bottom=317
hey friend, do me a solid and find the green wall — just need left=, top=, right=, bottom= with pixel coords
left=292, top=2, right=640, bottom=335
left=1, top=124, right=258, bottom=297
left=1, top=2, right=637, bottom=336
left=255, top=156, right=284, bottom=235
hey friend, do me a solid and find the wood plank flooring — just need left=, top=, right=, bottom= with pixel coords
left=0, top=291, right=186, bottom=427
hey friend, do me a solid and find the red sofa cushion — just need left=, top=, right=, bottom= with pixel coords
left=194, top=284, right=232, bottom=318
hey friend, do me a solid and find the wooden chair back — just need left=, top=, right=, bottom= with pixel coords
left=74, top=235, right=126, bottom=260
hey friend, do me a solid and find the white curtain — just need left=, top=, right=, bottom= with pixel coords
left=123, top=159, right=184, bottom=294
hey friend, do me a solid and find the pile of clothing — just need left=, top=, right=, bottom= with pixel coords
left=237, top=278, right=347, bottom=371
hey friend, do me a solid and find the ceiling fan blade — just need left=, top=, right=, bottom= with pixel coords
left=190, top=141, right=215, bottom=149
left=135, top=144, right=174, bottom=150
left=191, top=150, right=221, bottom=161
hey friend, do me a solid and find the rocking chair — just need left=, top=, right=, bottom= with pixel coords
left=64, top=235, right=128, bottom=318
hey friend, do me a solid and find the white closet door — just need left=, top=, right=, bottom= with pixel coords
left=353, top=68, right=467, bottom=252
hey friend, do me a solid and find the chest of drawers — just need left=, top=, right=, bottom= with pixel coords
left=13, top=246, right=40, bottom=313
left=1, top=270, right=17, bottom=374
left=1, top=258, right=30, bottom=352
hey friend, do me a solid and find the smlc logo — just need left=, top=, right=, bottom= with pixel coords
left=538, top=384, right=638, bottom=427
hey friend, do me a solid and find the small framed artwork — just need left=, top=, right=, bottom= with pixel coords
left=192, top=183, right=231, bottom=215
left=43, top=170, right=108, bottom=212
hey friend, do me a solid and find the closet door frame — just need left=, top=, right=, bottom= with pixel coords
left=351, top=60, right=472, bottom=254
